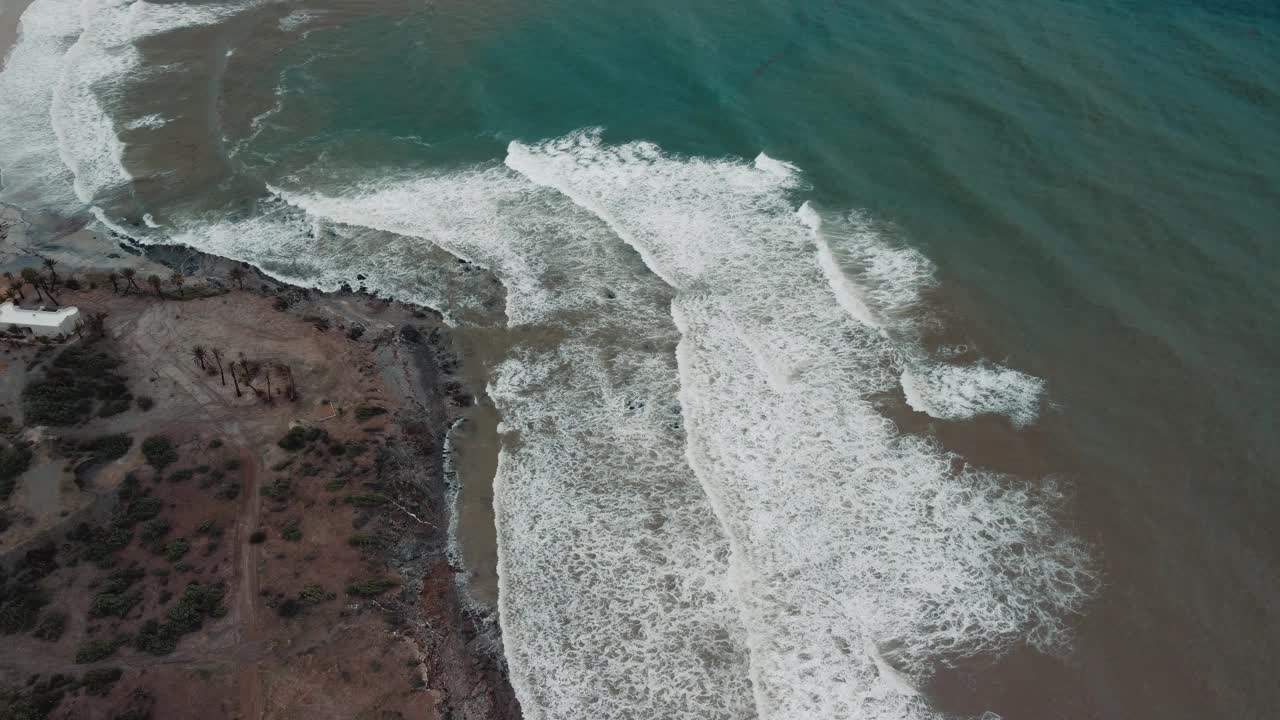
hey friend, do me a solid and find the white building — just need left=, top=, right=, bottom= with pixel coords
left=0, top=302, right=80, bottom=338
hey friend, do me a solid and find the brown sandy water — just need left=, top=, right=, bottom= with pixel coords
left=0, top=0, right=35, bottom=59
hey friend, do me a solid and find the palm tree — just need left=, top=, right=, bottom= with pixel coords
left=40, top=279, right=60, bottom=306
left=262, top=362, right=274, bottom=402
left=228, top=359, right=242, bottom=397
left=147, top=274, right=163, bottom=298
left=170, top=271, right=185, bottom=298
left=121, top=268, right=140, bottom=294
left=229, top=266, right=246, bottom=290
left=192, top=344, right=207, bottom=371
left=42, top=258, right=59, bottom=288
left=20, top=268, right=42, bottom=302
left=107, top=271, right=120, bottom=293
left=237, top=354, right=261, bottom=395
left=86, top=311, right=108, bottom=338
left=8, top=281, right=24, bottom=301
left=211, top=348, right=227, bottom=386
left=275, top=362, right=297, bottom=401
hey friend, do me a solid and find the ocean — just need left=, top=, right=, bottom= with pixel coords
left=1, top=0, right=1277, bottom=718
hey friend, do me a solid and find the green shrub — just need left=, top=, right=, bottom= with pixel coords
left=33, top=611, right=67, bottom=641
left=0, top=441, right=33, bottom=500
left=97, top=394, right=134, bottom=418
left=119, top=496, right=162, bottom=526
left=168, top=468, right=194, bottom=483
left=277, top=426, right=308, bottom=451
left=343, top=494, right=386, bottom=508
left=217, top=481, right=240, bottom=500
left=168, top=583, right=226, bottom=630
left=345, top=577, right=399, bottom=597
left=83, top=434, right=133, bottom=461
left=76, top=635, right=128, bottom=664
left=82, top=667, right=123, bottom=696
left=102, top=564, right=146, bottom=594
left=139, top=518, right=170, bottom=543
left=348, top=533, right=386, bottom=549
left=298, top=584, right=328, bottom=606
left=78, top=525, right=134, bottom=566
left=276, top=598, right=302, bottom=618
left=0, top=673, right=75, bottom=718
left=209, top=438, right=223, bottom=449
left=225, top=458, right=241, bottom=471
left=118, top=472, right=141, bottom=499
left=281, top=521, right=302, bottom=542
left=354, top=405, right=387, bottom=421
left=133, top=619, right=178, bottom=656
left=163, top=539, right=190, bottom=563
left=248, top=530, right=266, bottom=544
left=22, top=345, right=132, bottom=425
left=260, top=478, right=290, bottom=501
left=136, top=395, right=154, bottom=411
left=0, top=587, right=49, bottom=634
left=141, top=436, right=178, bottom=470
left=90, top=591, right=140, bottom=618
left=134, top=582, right=228, bottom=657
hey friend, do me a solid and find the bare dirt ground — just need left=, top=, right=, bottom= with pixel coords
left=0, top=271, right=519, bottom=719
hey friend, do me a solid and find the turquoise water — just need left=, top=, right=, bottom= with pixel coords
left=3, top=0, right=1278, bottom=717
left=245, top=5, right=1280, bottom=712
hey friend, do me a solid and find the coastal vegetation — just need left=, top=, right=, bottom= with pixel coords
left=0, top=253, right=505, bottom=718
left=21, top=342, right=131, bottom=426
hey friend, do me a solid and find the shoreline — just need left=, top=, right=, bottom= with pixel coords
left=0, top=211, right=522, bottom=718
left=0, top=0, right=36, bottom=63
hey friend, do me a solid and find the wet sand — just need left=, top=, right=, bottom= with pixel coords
left=0, top=0, right=35, bottom=61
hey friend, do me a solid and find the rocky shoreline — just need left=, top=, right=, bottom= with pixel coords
left=0, top=213, right=522, bottom=719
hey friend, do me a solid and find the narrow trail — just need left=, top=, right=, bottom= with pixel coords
left=232, top=444, right=265, bottom=720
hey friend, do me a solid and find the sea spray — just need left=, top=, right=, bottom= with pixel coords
left=507, top=129, right=1097, bottom=718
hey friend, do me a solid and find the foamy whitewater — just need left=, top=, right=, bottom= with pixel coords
left=0, top=5, right=1100, bottom=718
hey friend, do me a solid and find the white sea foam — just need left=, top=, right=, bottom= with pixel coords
left=124, top=113, right=168, bottom=130
left=801, top=201, right=883, bottom=330
left=275, top=167, right=758, bottom=720
left=901, top=362, right=1047, bottom=428
left=277, top=9, right=316, bottom=33
left=800, top=201, right=1047, bottom=425
left=508, top=130, right=1097, bottom=719
left=0, top=0, right=83, bottom=212
left=49, top=0, right=266, bottom=204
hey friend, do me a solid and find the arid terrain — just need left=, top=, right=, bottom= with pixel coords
left=0, top=255, right=519, bottom=720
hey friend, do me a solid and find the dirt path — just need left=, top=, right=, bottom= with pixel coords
left=232, top=444, right=265, bottom=720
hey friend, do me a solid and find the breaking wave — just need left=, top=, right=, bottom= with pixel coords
left=0, top=0, right=82, bottom=212
left=507, top=130, right=1096, bottom=718
left=0, top=3, right=1098, bottom=714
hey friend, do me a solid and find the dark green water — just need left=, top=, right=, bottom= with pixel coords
left=2, top=0, right=1278, bottom=717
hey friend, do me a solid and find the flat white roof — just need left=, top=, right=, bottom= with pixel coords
left=0, top=301, right=79, bottom=329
